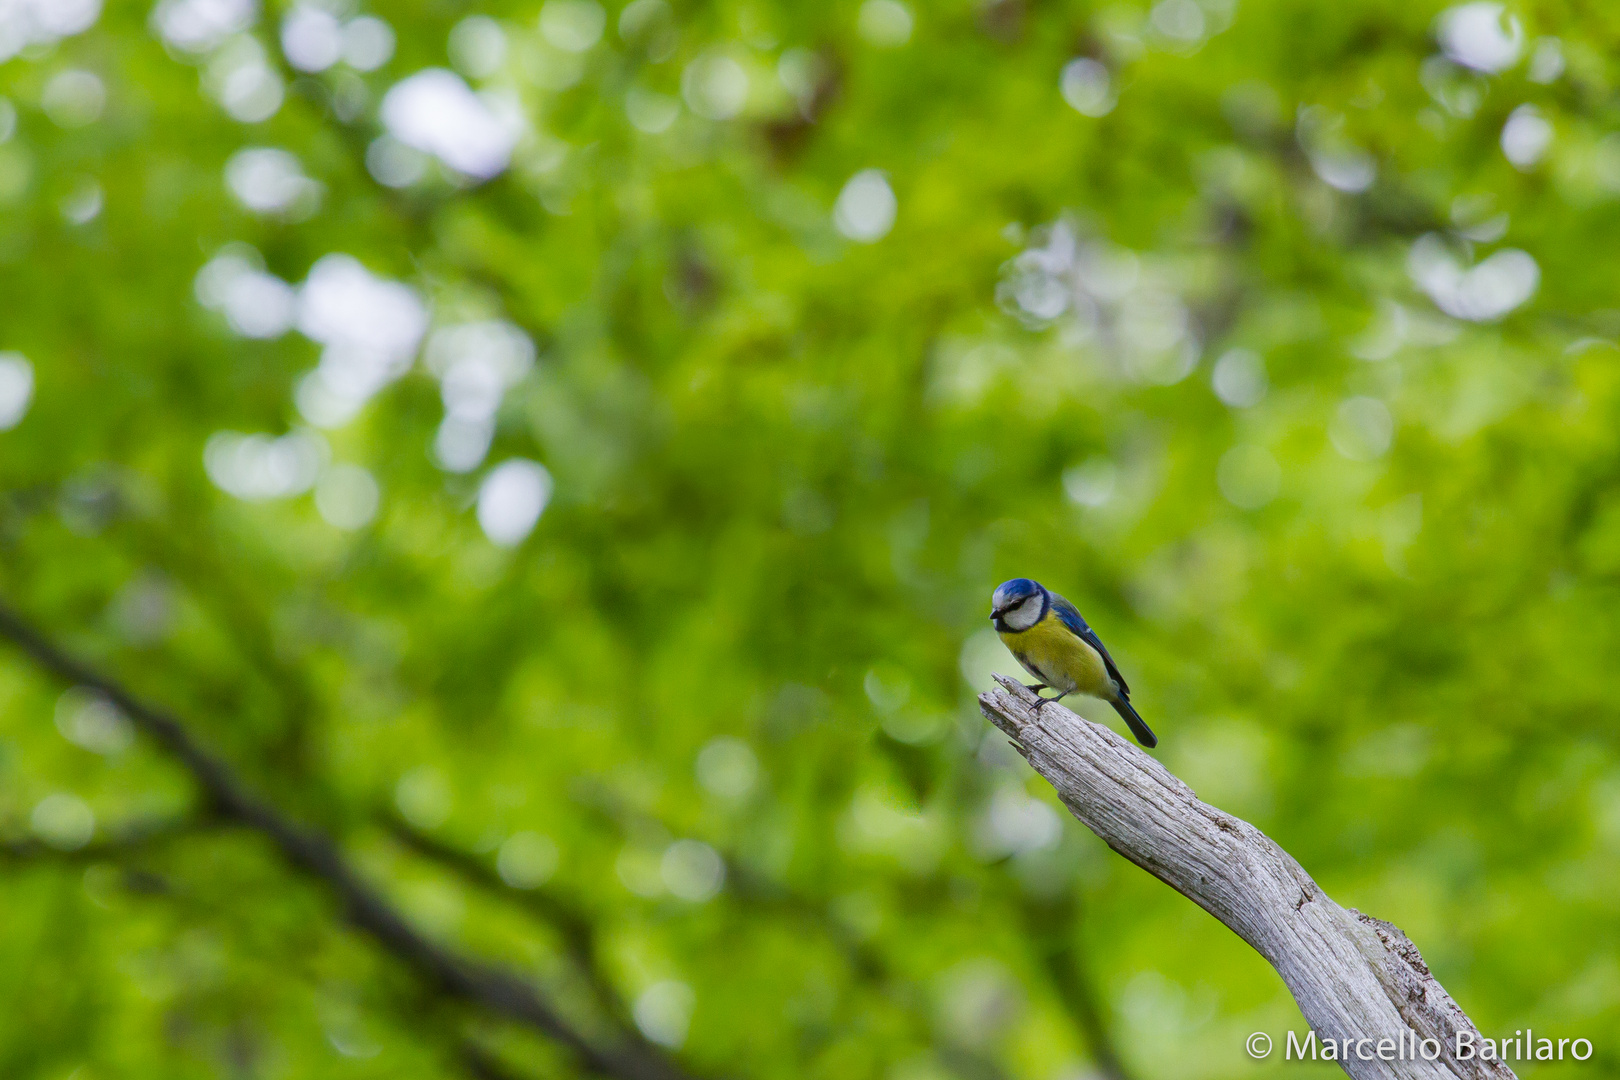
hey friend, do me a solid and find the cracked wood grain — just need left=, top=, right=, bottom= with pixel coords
left=980, top=675, right=1514, bottom=1080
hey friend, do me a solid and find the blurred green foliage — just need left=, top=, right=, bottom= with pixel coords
left=2, top=0, right=1619, bottom=1077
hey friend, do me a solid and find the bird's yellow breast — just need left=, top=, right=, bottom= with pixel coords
left=999, top=615, right=1110, bottom=696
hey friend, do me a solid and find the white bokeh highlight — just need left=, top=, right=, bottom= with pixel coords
left=195, top=249, right=430, bottom=427
left=151, top=0, right=255, bottom=54
left=996, top=219, right=1200, bottom=385
left=1408, top=233, right=1538, bottom=322
left=1063, top=458, right=1116, bottom=508
left=281, top=4, right=341, bottom=72
left=695, top=737, right=759, bottom=801
left=1500, top=104, right=1551, bottom=170
left=449, top=16, right=507, bottom=78
left=974, top=784, right=1061, bottom=858
left=833, top=169, right=896, bottom=242
left=314, top=463, right=380, bottom=529
left=55, top=688, right=135, bottom=755
left=1211, top=347, right=1267, bottom=408
left=634, top=981, right=694, bottom=1049
left=625, top=86, right=679, bottom=134
left=425, top=320, right=536, bottom=473
left=857, top=0, right=912, bottom=47
left=225, top=147, right=323, bottom=216
left=1436, top=3, right=1522, bottom=73
left=661, top=839, right=725, bottom=902
left=1150, top=0, right=1205, bottom=43
left=477, top=459, right=553, bottom=546
left=0, top=0, right=102, bottom=61
left=1060, top=58, right=1114, bottom=117
left=205, top=34, right=284, bottom=122
left=295, top=255, right=429, bottom=426
left=0, top=351, right=33, bottom=430
left=343, top=16, right=393, bottom=71
left=1527, top=37, right=1563, bottom=84
left=204, top=430, right=327, bottom=500
left=194, top=247, right=298, bottom=339
left=497, top=832, right=559, bottom=888
left=380, top=69, right=518, bottom=181
left=1298, top=107, right=1375, bottom=193
left=364, top=136, right=428, bottom=188
left=682, top=51, right=748, bottom=120
left=41, top=70, right=105, bottom=128
left=539, top=0, right=604, bottom=52
left=59, top=177, right=103, bottom=224
left=32, top=793, right=95, bottom=850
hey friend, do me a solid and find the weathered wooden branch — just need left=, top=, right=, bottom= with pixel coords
left=979, top=676, right=1515, bottom=1080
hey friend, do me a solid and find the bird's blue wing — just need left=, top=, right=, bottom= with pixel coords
left=1048, top=592, right=1131, bottom=697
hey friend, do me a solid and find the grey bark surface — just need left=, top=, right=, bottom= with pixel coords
left=979, top=676, right=1515, bottom=1080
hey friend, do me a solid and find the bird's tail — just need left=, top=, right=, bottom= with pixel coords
left=1110, top=697, right=1157, bottom=748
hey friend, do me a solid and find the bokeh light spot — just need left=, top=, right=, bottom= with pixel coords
left=858, top=0, right=913, bottom=47
left=661, top=839, right=725, bottom=901
left=833, top=169, right=896, bottom=242
left=634, top=981, right=694, bottom=1048
left=497, top=831, right=560, bottom=888
left=695, top=737, right=759, bottom=801
left=477, top=459, right=553, bottom=546
left=314, top=463, right=380, bottom=530
left=0, top=351, right=34, bottom=429
left=32, top=793, right=95, bottom=850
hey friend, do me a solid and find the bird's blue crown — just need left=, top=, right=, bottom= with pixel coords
left=991, top=577, right=1043, bottom=614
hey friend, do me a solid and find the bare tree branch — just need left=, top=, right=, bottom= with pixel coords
left=979, top=676, right=1515, bottom=1080
left=0, top=600, right=697, bottom=1080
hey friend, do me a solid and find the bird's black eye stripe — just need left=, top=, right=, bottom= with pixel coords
left=992, top=595, right=1033, bottom=619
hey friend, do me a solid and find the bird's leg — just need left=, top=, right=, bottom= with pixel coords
left=1020, top=682, right=1070, bottom=713
left=1032, top=690, right=1070, bottom=714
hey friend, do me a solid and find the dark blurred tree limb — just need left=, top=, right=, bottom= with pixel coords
left=401, top=796, right=1018, bottom=1080
left=1015, top=893, right=1133, bottom=1080
left=567, top=782, right=1025, bottom=1079
left=2, top=823, right=528, bottom=1080
left=979, top=676, right=1514, bottom=1080
left=381, top=812, right=635, bottom=1030
left=0, top=601, right=698, bottom=1080
left=462, top=1040, right=547, bottom=1080
left=391, top=815, right=1016, bottom=1080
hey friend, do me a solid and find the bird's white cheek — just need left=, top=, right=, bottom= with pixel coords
left=1003, top=598, right=1041, bottom=631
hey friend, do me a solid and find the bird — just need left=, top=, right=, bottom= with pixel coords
left=989, top=578, right=1157, bottom=748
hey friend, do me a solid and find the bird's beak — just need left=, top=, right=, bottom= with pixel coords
left=990, top=603, right=1012, bottom=620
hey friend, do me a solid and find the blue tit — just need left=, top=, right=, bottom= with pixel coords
left=989, top=578, right=1157, bottom=748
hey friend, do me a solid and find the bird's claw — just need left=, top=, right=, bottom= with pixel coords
left=1021, top=683, right=1061, bottom=714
